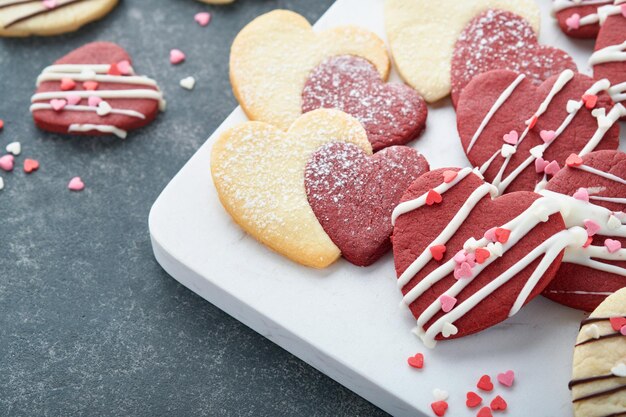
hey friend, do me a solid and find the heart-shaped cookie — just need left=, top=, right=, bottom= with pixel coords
left=590, top=8, right=626, bottom=107
left=451, top=9, right=576, bottom=107
left=302, top=55, right=428, bottom=151
left=211, top=109, right=372, bottom=269
left=542, top=150, right=626, bottom=311
left=230, top=10, right=389, bottom=130
left=30, top=42, right=165, bottom=139
left=552, top=0, right=613, bottom=38
left=391, top=167, right=588, bottom=347
left=570, top=288, right=626, bottom=417
left=457, top=69, right=622, bottom=195
left=384, top=0, right=540, bottom=103
left=304, top=142, right=429, bottom=266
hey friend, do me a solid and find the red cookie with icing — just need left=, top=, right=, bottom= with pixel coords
left=553, top=0, right=613, bottom=38
left=591, top=12, right=626, bottom=106
left=391, top=168, right=577, bottom=347
left=457, top=69, right=621, bottom=195
left=451, top=9, right=576, bottom=107
left=305, top=142, right=429, bottom=266
left=542, top=150, right=626, bottom=311
left=30, top=42, right=165, bottom=139
left=302, top=55, right=428, bottom=152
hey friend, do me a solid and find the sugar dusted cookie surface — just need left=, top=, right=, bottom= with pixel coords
left=211, top=109, right=372, bottom=269
left=570, top=288, right=626, bottom=417
left=230, top=10, right=389, bottom=131
left=384, top=0, right=540, bottom=102
left=0, top=0, right=118, bottom=37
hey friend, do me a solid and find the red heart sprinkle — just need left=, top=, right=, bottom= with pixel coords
left=60, top=77, right=76, bottom=91
left=490, top=395, right=507, bottom=411
left=0, top=119, right=4, bottom=130
left=407, top=353, right=424, bottom=369
left=527, top=115, right=538, bottom=129
left=582, top=237, right=593, bottom=248
left=610, top=317, right=626, bottom=332
left=431, top=400, right=448, bottom=416
left=477, top=406, right=493, bottom=417
left=494, top=228, right=511, bottom=244
left=443, top=170, right=458, bottom=183
left=23, top=158, right=39, bottom=174
left=474, top=248, right=490, bottom=264
left=565, top=153, right=583, bottom=168
left=430, top=244, right=447, bottom=261
left=107, top=62, right=122, bottom=76
left=83, top=81, right=99, bottom=91
left=582, top=94, right=598, bottom=109
left=426, top=189, right=443, bottom=206
left=477, top=375, right=494, bottom=391
left=466, top=391, right=482, bottom=408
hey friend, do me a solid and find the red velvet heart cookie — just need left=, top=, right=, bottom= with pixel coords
left=305, top=142, right=429, bottom=266
left=391, top=167, right=588, bottom=347
left=457, top=69, right=621, bottom=195
left=591, top=11, right=626, bottom=107
left=553, top=0, right=613, bottom=38
left=302, top=55, right=428, bottom=152
left=542, top=150, right=626, bottom=311
left=30, top=42, right=165, bottom=139
left=451, top=9, right=576, bottom=107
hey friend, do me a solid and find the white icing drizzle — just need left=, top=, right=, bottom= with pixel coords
left=466, top=74, right=526, bottom=153
left=545, top=290, right=614, bottom=296
left=41, top=64, right=136, bottom=74
left=578, top=3, right=624, bottom=27
left=68, top=124, right=127, bottom=139
left=552, top=0, right=612, bottom=13
left=589, top=40, right=626, bottom=66
left=29, top=103, right=146, bottom=119
left=580, top=103, right=626, bottom=155
left=31, top=90, right=166, bottom=111
left=575, top=164, right=626, bottom=185
left=589, top=196, right=626, bottom=203
left=609, top=82, right=626, bottom=102
left=37, top=73, right=156, bottom=87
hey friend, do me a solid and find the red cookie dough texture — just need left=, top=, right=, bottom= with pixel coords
left=305, top=142, right=429, bottom=266
left=553, top=0, right=613, bottom=38
left=457, top=69, right=620, bottom=195
left=30, top=42, right=164, bottom=138
left=451, top=9, right=576, bottom=107
left=392, top=168, right=568, bottom=345
left=591, top=12, right=626, bottom=106
left=302, top=55, right=428, bottom=152
left=543, top=150, right=626, bottom=311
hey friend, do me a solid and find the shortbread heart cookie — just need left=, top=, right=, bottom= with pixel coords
left=552, top=0, right=613, bottom=38
left=391, top=167, right=585, bottom=347
left=211, top=109, right=372, bottom=269
left=230, top=10, right=389, bottom=130
left=0, top=0, right=118, bottom=37
left=451, top=9, right=576, bottom=107
left=302, top=55, right=428, bottom=151
left=457, top=69, right=622, bottom=195
left=590, top=8, right=626, bottom=107
left=542, top=150, right=626, bottom=311
left=384, top=0, right=540, bottom=103
left=30, top=42, right=165, bottom=139
left=304, top=143, right=429, bottom=266
left=570, top=288, right=626, bottom=417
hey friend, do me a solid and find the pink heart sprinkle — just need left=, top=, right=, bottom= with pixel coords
left=502, top=130, right=519, bottom=145
left=0, top=154, right=14, bottom=172
left=484, top=227, right=497, bottom=242
left=544, top=160, right=561, bottom=176
left=573, top=187, right=589, bottom=202
left=605, top=239, right=622, bottom=253
left=68, top=176, right=85, bottom=192
left=88, top=96, right=103, bottom=107
left=621, top=325, right=626, bottom=336
left=566, top=13, right=581, bottom=30
left=170, top=49, right=186, bottom=65
left=584, top=219, right=601, bottom=236
left=497, top=370, right=515, bottom=387
left=42, top=0, right=57, bottom=9
left=50, top=98, right=67, bottom=111
left=621, top=4, right=626, bottom=17
left=465, top=253, right=476, bottom=268
left=66, top=94, right=81, bottom=106
left=439, top=294, right=457, bottom=313
left=453, top=250, right=467, bottom=264
left=454, top=262, right=473, bottom=280
left=117, top=60, right=132, bottom=75
left=535, top=157, right=549, bottom=174
left=194, top=12, right=211, bottom=26
left=540, top=130, right=556, bottom=143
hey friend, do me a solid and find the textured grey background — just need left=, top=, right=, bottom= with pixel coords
left=0, top=1, right=387, bottom=415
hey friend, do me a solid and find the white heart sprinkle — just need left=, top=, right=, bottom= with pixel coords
left=501, top=144, right=516, bottom=158
left=591, top=108, right=606, bottom=118
left=179, top=76, right=196, bottom=90
left=608, top=215, right=622, bottom=230
left=611, top=363, right=626, bottom=377
left=0, top=177, right=4, bottom=190
left=530, top=145, right=544, bottom=159
left=597, top=115, right=612, bottom=129
left=584, top=324, right=601, bottom=339
left=442, top=322, right=458, bottom=338
left=81, top=69, right=97, bottom=79
left=533, top=205, right=551, bottom=222
left=463, top=237, right=480, bottom=251
left=487, top=242, right=504, bottom=257
left=433, top=389, right=449, bottom=401
left=5, top=141, right=21, bottom=156
left=567, top=100, right=582, bottom=113
left=96, top=101, right=112, bottom=116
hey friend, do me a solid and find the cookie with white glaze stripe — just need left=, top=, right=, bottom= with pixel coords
left=553, top=0, right=612, bottom=39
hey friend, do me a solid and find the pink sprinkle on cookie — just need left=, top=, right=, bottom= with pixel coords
left=566, top=13, right=581, bottom=30
left=605, top=239, right=622, bottom=253
left=439, top=294, right=457, bottom=313
left=88, top=96, right=102, bottom=107
left=502, top=130, right=518, bottom=145
left=83, top=81, right=99, bottom=91
left=50, top=99, right=67, bottom=111
left=170, top=49, right=186, bottom=65
left=566, top=153, right=583, bottom=167
left=194, top=12, right=211, bottom=26
left=66, top=94, right=81, bottom=106
left=584, top=219, right=601, bottom=236
left=497, top=370, right=515, bottom=387
left=60, top=77, right=76, bottom=91
left=544, top=160, right=561, bottom=176
left=68, top=177, right=85, bottom=191
left=540, top=130, right=556, bottom=143
left=443, top=170, right=458, bottom=183
left=117, top=60, right=132, bottom=75
left=430, top=244, right=447, bottom=261
left=426, top=189, right=442, bottom=205
left=573, top=188, right=590, bottom=202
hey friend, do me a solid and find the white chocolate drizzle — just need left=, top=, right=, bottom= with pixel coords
left=29, top=103, right=146, bottom=119
left=589, top=40, right=626, bottom=66
left=552, top=0, right=612, bottom=13
left=68, top=124, right=127, bottom=139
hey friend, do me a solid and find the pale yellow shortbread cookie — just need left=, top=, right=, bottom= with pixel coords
left=230, top=9, right=390, bottom=131
left=572, top=288, right=626, bottom=417
left=384, top=0, right=540, bottom=103
left=211, top=109, right=372, bottom=268
left=0, top=0, right=118, bottom=37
